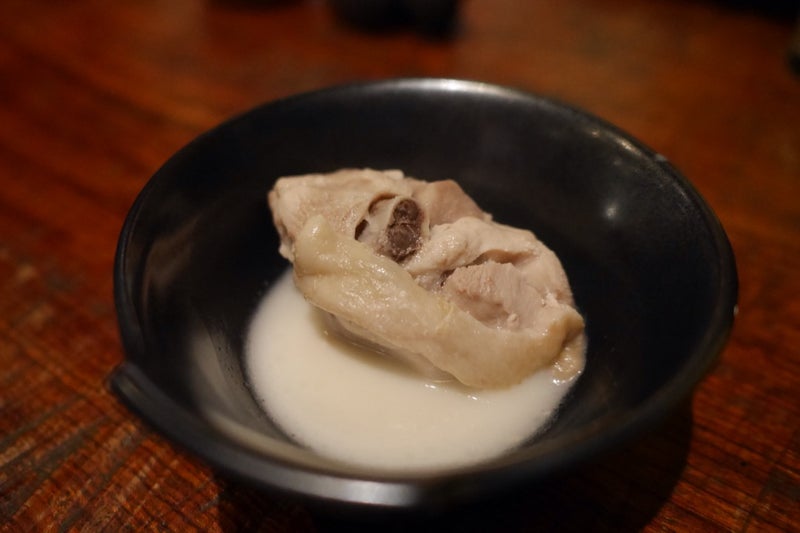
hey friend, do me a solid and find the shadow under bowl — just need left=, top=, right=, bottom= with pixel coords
left=112, top=78, right=737, bottom=509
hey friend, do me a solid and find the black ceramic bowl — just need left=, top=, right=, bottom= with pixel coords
left=112, top=78, right=737, bottom=508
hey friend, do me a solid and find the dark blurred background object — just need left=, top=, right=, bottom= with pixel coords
left=716, top=0, right=800, bottom=73
left=329, top=0, right=460, bottom=36
left=790, top=13, right=800, bottom=74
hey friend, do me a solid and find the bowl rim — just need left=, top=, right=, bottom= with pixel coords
left=111, top=77, right=738, bottom=508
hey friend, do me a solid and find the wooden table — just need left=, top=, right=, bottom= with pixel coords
left=1, top=1, right=798, bottom=530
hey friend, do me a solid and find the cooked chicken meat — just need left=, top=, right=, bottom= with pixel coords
left=267, top=169, right=585, bottom=388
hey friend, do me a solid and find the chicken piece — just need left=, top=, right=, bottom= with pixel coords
left=292, top=216, right=584, bottom=388
left=268, top=168, right=488, bottom=261
left=267, top=168, right=585, bottom=388
left=441, top=261, right=543, bottom=330
left=405, top=217, right=574, bottom=304
left=411, top=179, right=488, bottom=226
left=268, top=168, right=416, bottom=261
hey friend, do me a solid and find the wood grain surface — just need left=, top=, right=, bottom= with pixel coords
left=1, top=0, right=799, bottom=531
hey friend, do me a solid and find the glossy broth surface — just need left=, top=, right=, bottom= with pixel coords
left=245, top=270, right=583, bottom=473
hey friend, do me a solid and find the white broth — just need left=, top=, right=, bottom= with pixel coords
left=245, top=270, right=584, bottom=473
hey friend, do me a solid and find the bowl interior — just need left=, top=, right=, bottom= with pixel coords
left=113, top=79, right=736, bottom=506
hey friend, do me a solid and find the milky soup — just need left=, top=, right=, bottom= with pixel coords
left=245, top=270, right=584, bottom=473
